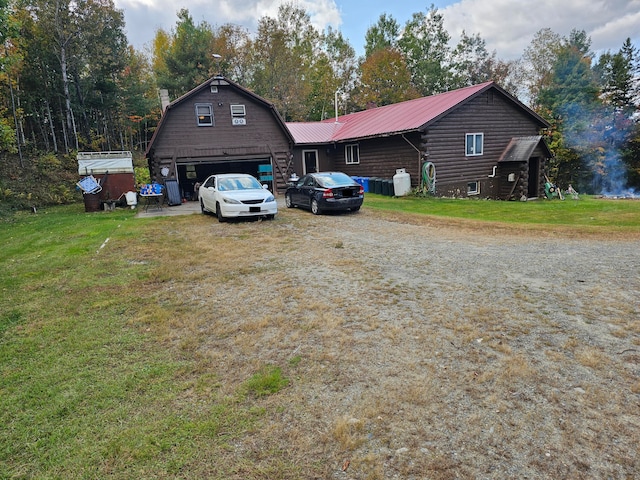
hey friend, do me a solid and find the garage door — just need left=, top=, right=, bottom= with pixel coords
left=176, top=159, right=272, bottom=200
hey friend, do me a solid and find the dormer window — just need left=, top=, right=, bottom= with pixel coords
left=195, top=103, right=213, bottom=126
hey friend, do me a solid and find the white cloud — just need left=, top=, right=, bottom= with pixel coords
left=116, top=0, right=639, bottom=60
left=442, top=0, right=640, bottom=59
left=115, top=0, right=342, bottom=50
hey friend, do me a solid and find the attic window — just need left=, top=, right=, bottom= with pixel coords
left=230, top=104, right=246, bottom=117
left=195, top=103, right=213, bottom=126
left=465, top=133, right=483, bottom=156
left=345, top=144, right=360, bottom=164
left=230, top=104, right=246, bottom=125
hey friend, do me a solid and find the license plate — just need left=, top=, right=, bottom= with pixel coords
left=249, top=206, right=261, bottom=213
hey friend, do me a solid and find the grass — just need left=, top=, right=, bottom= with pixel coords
left=0, top=205, right=286, bottom=478
left=0, top=196, right=638, bottom=478
left=365, top=193, right=640, bottom=230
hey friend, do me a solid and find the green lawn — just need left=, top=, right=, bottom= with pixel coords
left=365, top=193, right=640, bottom=229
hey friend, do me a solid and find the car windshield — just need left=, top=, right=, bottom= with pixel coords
left=315, top=173, right=354, bottom=187
left=218, top=176, right=262, bottom=191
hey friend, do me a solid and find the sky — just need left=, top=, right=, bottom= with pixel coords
left=113, top=0, right=640, bottom=61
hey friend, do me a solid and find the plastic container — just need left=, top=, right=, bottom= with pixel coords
left=125, top=191, right=137, bottom=209
left=393, top=168, right=411, bottom=196
left=381, top=179, right=390, bottom=196
left=372, top=178, right=382, bottom=194
left=387, top=179, right=395, bottom=196
left=362, top=177, right=370, bottom=193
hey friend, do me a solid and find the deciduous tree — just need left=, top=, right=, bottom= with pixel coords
left=397, top=5, right=451, bottom=96
left=352, top=47, right=419, bottom=108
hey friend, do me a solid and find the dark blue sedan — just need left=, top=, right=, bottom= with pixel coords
left=285, top=172, right=364, bottom=215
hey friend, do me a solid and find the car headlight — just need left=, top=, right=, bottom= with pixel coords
left=265, top=195, right=275, bottom=202
left=222, top=197, right=241, bottom=204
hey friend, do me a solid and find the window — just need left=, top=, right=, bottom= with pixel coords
left=465, top=133, right=483, bottom=156
left=467, top=181, right=479, bottom=195
left=195, top=103, right=213, bottom=126
left=345, top=144, right=360, bottom=164
left=230, top=104, right=246, bottom=126
left=230, top=104, right=246, bottom=117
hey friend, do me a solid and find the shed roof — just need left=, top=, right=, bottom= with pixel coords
left=498, top=136, right=553, bottom=163
left=287, top=81, right=549, bottom=144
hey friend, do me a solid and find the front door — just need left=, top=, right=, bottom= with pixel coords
left=303, top=150, right=318, bottom=174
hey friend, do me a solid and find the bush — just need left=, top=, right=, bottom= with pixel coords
left=0, top=152, right=81, bottom=216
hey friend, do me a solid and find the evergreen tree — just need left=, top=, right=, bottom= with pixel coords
left=152, top=9, right=215, bottom=99
left=538, top=30, right=601, bottom=192
left=363, top=13, right=399, bottom=57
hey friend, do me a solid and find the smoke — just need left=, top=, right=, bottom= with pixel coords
left=595, top=148, right=638, bottom=197
left=560, top=102, right=636, bottom=197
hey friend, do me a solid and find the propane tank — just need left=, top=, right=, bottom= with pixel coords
left=393, top=168, right=411, bottom=196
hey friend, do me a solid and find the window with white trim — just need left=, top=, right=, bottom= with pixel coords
left=345, top=144, right=360, bottom=164
left=195, top=103, right=213, bottom=126
left=230, top=104, right=246, bottom=126
left=230, top=104, right=246, bottom=117
left=465, top=133, right=483, bottom=156
left=467, top=181, right=479, bottom=195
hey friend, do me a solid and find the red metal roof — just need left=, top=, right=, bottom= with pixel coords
left=287, top=81, right=510, bottom=144
left=285, top=122, right=344, bottom=145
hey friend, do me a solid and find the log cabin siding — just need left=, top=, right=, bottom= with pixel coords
left=331, top=134, right=423, bottom=181
left=423, top=91, right=542, bottom=197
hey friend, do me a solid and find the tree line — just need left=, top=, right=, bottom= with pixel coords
left=1, top=1, right=638, bottom=193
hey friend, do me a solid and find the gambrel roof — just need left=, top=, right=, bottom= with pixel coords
left=286, top=81, right=549, bottom=145
left=146, top=76, right=294, bottom=157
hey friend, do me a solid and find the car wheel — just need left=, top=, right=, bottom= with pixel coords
left=200, top=199, right=208, bottom=214
left=311, top=198, right=321, bottom=215
left=351, top=206, right=360, bottom=212
left=285, top=193, right=294, bottom=208
left=216, top=203, right=227, bottom=222
left=266, top=214, right=275, bottom=220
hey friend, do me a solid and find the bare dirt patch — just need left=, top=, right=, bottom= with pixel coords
left=141, top=207, right=640, bottom=479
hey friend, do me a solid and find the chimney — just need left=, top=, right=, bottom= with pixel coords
left=159, top=89, right=171, bottom=113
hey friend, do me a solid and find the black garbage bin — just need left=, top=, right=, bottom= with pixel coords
left=381, top=179, right=390, bottom=196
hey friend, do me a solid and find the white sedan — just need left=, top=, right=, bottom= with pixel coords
left=199, top=173, right=277, bottom=222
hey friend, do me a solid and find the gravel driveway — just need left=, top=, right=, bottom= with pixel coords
left=168, top=206, right=640, bottom=478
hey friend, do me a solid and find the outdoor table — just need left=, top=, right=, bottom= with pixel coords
left=140, top=193, right=163, bottom=212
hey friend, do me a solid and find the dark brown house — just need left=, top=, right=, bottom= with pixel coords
left=286, top=81, right=552, bottom=199
left=146, top=76, right=295, bottom=199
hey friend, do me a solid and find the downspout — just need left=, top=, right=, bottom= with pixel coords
left=401, top=134, right=422, bottom=185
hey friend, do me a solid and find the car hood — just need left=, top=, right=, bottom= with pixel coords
left=219, top=189, right=273, bottom=201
